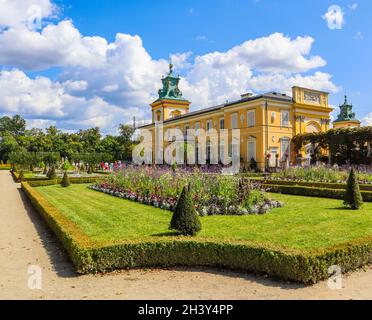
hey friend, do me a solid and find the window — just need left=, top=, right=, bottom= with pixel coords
left=206, top=120, right=213, bottom=131
left=231, top=113, right=238, bottom=129
left=156, top=110, right=162, bottom=122
left=184, top=125, right=190, bottom=141
left=247, top=137, right=256, bottom=162
left=281, top=110, right=290, bottom=127
left=219, top=118, right=225, bottom=130
left=195, top=122, right=200, bottom=130
left=247, top=110, right=255, bottom=127
left=281, top=138, right=290, bottom=161
left=171, top=110, right=181, bottom=118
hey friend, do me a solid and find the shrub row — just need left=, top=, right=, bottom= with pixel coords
left=265, top=184, right=372, bottom=202
left=22, top=182, right=372, bottom=284
left=264, top=179, right=372, bottom=192
left=12, top=170, right=101, bottom=184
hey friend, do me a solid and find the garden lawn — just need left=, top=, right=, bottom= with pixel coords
left=35, top=184, right=372, bottom=250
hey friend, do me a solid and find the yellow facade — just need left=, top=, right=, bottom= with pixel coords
left=141, top=74, right=334, bottom=170
left=333, top=120, right=361, bottom=129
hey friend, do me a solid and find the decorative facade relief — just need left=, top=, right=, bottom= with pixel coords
left=304, top=91, right=321, bottom=104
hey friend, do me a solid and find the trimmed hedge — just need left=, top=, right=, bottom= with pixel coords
left=28, top=180, right=59, bottom=187
left=265, top=184, right=372, bottom=202
left=22, top=181, right=372, bottom=284
left=264, top=179, right=372, bottom=192
left=12, top=170, right=101, bottom=184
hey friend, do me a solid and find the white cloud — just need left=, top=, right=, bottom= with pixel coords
left=349, top=3, right=358, bottom=10
left=0, top=70, right=145, bottom=133
left=0, top=21, right=108, bottom=70
left=0, top=2, right=339, bottom=132
left=362, top=113, right=372, bottom=126
left=0, top=0, right=55, bottom=28
left=354, top=31, right=363, bottom=40
left=170, top=52, right=193, bottom=70
left=323, top=5, right=345, bottom=30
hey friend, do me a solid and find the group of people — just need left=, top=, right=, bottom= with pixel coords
left=99, top=161, right=125, bottom=172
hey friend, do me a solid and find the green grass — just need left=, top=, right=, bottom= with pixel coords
left=35, top=184, right=372, bottom=250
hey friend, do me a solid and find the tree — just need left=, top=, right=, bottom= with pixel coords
left=61, top=172, right=71, bottom=187
left=0, top=115, right=26, bottom=138
left=118, top=124, right=137, bottom=161
left=170, top=185, right=202, bottom=236
left=0, top=134, right=21, bottom=163
left=344, top=168, right=363, bottom=209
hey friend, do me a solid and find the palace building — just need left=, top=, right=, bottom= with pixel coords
left=140, top=64, right=334, bottom=169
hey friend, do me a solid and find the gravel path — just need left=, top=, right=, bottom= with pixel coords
left=0, top=171, right=371, bottom=300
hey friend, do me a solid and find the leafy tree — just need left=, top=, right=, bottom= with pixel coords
left=344, top=168, right=364, bottom=210
left=118, top=124, right=137, bottom=161
left=170, top=185, right=202, bottom=236
left=0, top=115, right=26, bottom=138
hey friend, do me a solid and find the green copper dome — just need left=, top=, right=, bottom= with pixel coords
left=156, top=64, right=189, bottom=102
left=334, top=96, right=359, bottom=122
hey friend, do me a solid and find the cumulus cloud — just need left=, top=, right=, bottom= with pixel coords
left=0, top=2, right=340, bottom=132
left=0, top=21, right=108, bottom=70
left=0, top=0, right=55, bottom=28
left=0, top=70, right=145, bottom=133
left=362, top=113, right=372, bottom=126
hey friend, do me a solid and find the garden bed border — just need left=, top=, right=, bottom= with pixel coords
left=21, top=182, right=372, bottom=284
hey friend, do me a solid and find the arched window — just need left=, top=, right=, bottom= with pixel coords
left=280, top=137, right=290, bottom=161
left=305, top=122, right=321, bottom=133
left=156, top=110, right=162, bottom=122
left=247, top=137, right=256, bottom=162
left=170, top=110, right=182, bottom=118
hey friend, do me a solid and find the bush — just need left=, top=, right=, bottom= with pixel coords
left=28, top=180, right=58, bottom=187
left=249, top=158, right=258, bottom=172
left=61, top=172, right=71, bottom=188
left=18, top=170, right=25, bottom=182
left=48, top=166, right=57, bottom=179
left=344, top=168, right=364, bottom=210
left=170, top=185, right=202, bottom=236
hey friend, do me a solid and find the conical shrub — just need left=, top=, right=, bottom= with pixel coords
left=344, top=168, right=363, bottom=210
left=18, top=170, right=25, bottom=182
left=61, top=171, right=71, bottom=187
left=170, top=185, right=202, bottom=236
left=48, top=166, right=57, bottom=180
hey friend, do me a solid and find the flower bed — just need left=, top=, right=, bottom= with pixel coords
left=91, top=166, right=283, bottom=216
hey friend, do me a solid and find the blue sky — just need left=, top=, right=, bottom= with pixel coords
left=0, top=0, right=371, bottom=132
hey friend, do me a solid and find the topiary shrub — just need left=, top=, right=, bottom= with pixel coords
left=18, top=170, right=25, bottom=182
left=344, top=168, right=363, bottom=210
left=88, top=165, right=93, bottom=174
left=61, top=172, right=71, bottom=188
left=170, top=184, right=202, bottom=236
left=48, top=166, right=57, bottom=180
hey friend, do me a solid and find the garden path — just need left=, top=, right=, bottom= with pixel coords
left=0, top=171, right=371, bottom=300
